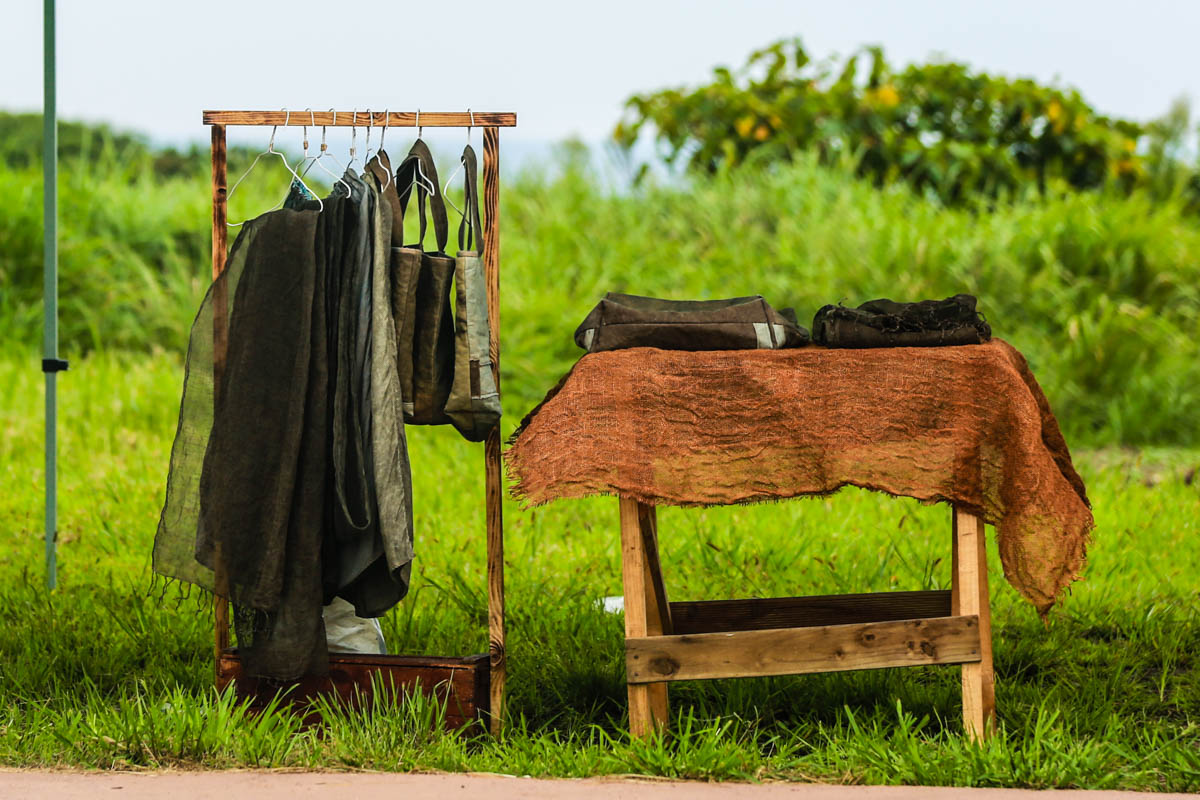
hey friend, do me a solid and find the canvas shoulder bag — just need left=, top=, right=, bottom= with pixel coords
left=394, top=141, right=455, bottom=425
left=444, top=144, right=501, bottom=441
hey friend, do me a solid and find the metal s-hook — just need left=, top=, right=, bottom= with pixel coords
left=379, top=109, right=394, bottom=191
left=266, top=107, right=290, bottom=154
left=300, top=108, right=311, bottom=159
left=297, top=108, right=320, bottom=176
left=364, top=108, right=374, bottom=162
left=324, top=107, right=336, bottom=152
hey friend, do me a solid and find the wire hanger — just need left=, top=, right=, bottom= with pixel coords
left=443, top=109, right=475, bottom=224
left=377, top=108, right=394, bottom=191
left=301, top=108, right=351, bottom=195
left=227, top=108, right=323, bottom=227
left=407, top=108, right=437, bottom=197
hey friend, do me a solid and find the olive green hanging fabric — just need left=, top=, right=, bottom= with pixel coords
left=393, top=140, right=455, bottom=425
left=445, top=144, right=501, bottom=441
left=155, top=172, right=417, bottom=681
left=194, top=205, right=331, bottom=680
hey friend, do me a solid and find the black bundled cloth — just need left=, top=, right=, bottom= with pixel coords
left=154, top=171, right=413, bottom=681
left=812, top=294, right=991, bottom=348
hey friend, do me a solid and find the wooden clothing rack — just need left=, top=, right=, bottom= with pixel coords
left=204, top=110, right=516, bottom=734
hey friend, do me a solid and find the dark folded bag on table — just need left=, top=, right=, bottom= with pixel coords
left=812, top=294, right=991, bottom=348
left=574, top=293, right=810, bottom=352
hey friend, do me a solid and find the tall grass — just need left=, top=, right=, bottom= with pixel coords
left=2, top=146, right=1197, bottom=445
left=0, top=352, right=1197, bottom=787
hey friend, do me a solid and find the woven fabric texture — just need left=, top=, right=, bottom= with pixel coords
left=154, top=169, right=415, bottom=680
left=506, top=340, right=1093, bottom=616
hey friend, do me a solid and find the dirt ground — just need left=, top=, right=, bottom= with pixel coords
left=1, top=770, right=1192, bottom=799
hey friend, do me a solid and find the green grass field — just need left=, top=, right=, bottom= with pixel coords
left=1, top=352, right=1198, bottom=788
left=0, top=140, right=1198, bottom=788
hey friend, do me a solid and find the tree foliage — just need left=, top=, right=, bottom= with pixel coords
left=615, top=39, right=1195, bottom=206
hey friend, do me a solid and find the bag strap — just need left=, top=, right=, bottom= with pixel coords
left=395, top=140, right=449, bottom=252
left=365, top=149, right=404, bottom=247
left=457, top=145, right=483, bottom=253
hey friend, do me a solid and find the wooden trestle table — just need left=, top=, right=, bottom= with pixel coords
left=617, top=497, right=996, bottom=741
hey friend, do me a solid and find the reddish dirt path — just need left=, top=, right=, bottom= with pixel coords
left=0, top=770, right=1190, bottom=799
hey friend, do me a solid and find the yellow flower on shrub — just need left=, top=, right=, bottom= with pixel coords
left=1047, top=100, right=1066, bottom=133
left=1114, top=158, right=1140, bottom=177
left=870, top=84, right=900, bottom=107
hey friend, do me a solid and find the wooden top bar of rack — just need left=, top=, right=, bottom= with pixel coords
left=203, top=111, right=516, bottom=127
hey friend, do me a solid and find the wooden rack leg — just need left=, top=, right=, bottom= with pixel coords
left=485, top=430, right=505, bottom=734
left=620, top=497, right=669, bottom=737
left=482, top=126, right=506, bottom=736
left=210, top=123, right=230, bottom=670
left=953, top=506, right=995, bottom=741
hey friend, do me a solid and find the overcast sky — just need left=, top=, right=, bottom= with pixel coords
left=3, top=0, right=1198, bottom=154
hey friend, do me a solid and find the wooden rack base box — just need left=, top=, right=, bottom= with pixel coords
left=216, top=650, right=490, bottom=729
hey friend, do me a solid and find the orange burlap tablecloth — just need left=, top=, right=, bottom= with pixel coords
left=506, top=340, right=1093, bottom=615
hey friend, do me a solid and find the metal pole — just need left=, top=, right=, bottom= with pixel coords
left=43, top=0, right=59, bottom=590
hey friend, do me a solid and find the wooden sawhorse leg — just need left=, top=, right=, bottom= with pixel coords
left=952, top=506, right=996, bottom=741
left=617, top=498, right=994, bottom=741
left=619, top=497, right=671, bottom=738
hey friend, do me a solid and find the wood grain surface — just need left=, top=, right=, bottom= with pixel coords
left=626, top=615, right=982, bottom=683
left=954, top=507, right=996, bottom=740
left=482, top=125, right=506, bottom=736
left=203, top=111, right=516, bottom=128
left=669, top=590, right=953, bottom=635
left=216, top=651, right=490, bottom=729
left=209, top=123, right=230, bottom=667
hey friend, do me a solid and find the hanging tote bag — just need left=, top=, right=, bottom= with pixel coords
left=393, top=140, right=456, bottom=425
left=387, top=151, right=422, bottom=418
left=574, top=293, right=810, bottom=352
left=444, top=145, right=501, bottom=441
